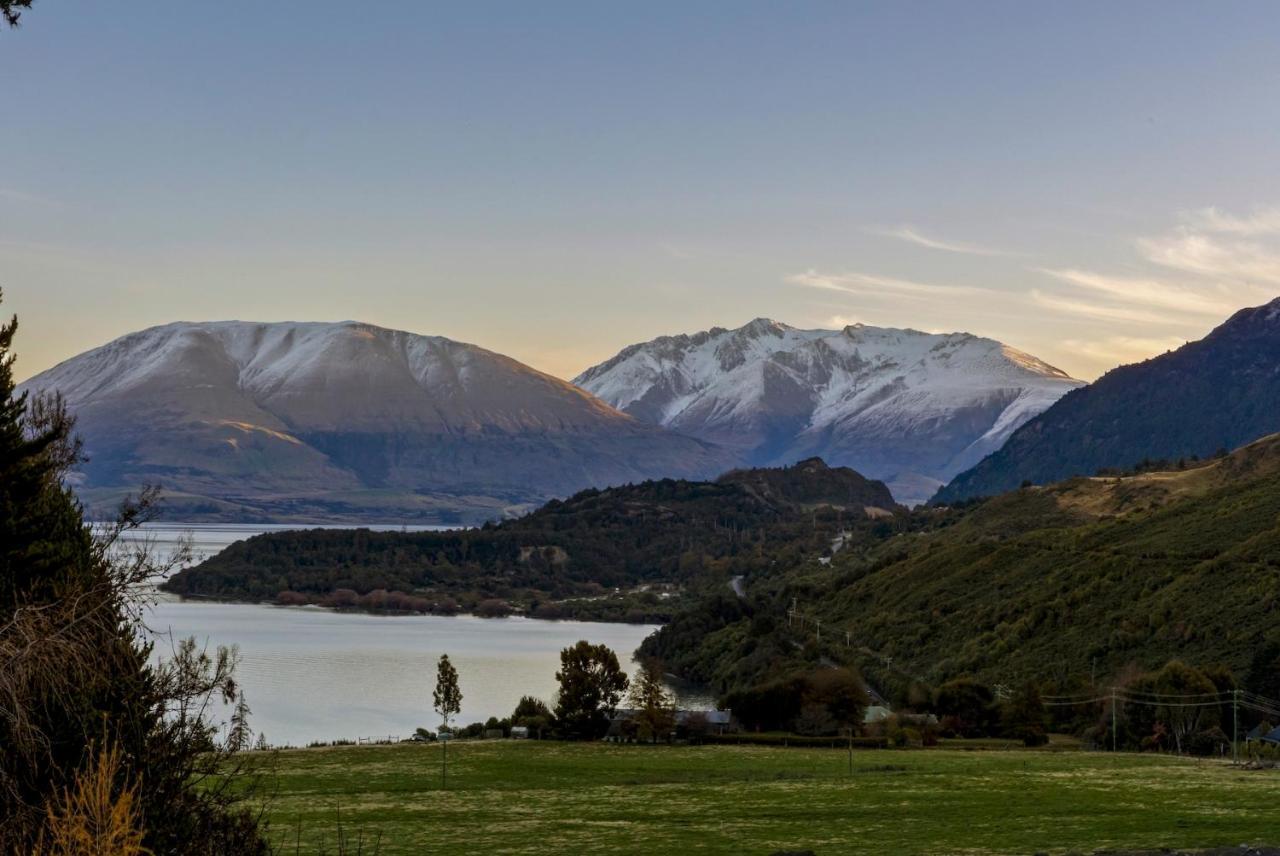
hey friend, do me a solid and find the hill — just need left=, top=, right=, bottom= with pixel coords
left=18, top=321, right=734, bottom=523
left=936, top=298, right=1280, bottom=503
left=575, top=318, right=1082, bottom=505
left=161, top=458, right=898, bottom=620
left=646, top=434, right=1280, bottom=694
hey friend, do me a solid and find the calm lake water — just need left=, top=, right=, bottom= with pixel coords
left=126, top=524, right=701, bottom=747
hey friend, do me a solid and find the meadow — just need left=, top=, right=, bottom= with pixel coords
left=256, top=740, right=1278, bottom=854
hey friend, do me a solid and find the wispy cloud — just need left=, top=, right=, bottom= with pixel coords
left=1060, top=335, right=1188, bottom=366
left=1181, top=205, right=1280, bottom=236
left=1137, top=232, right=1280, bottom=286
left=1035, top=267, right=1235, bottom=317
left=871, top=225, right=1013, bottom=257
left=1028, top=290, right=1186, bottom=325
left=787, top=269, right=995, bottom=299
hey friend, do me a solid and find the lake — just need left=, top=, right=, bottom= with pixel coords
left=126, top=524, right=702, bottom=747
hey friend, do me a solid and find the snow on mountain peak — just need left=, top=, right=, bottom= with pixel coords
left=574, top=319, right=1084, bottom=505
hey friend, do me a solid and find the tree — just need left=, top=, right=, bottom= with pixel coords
left=934, top=677, right=998, bottom=737
left=1246, top=639, right=1280, bottom=701
left=511, top=695, right=553, bottom=739
left=1, top=1, right=32, bottom=28
left=554, top=641, right=629, bottom=739
left=1143, top=660, right=1219, bottom=755
left=627, top=659, right=675, bottom=742
left=999, top=683, right=1048, bottom=746
left=434, top=654, right=462, bottom=787
left=227, top=694, right=253, bottom=753
left=0, top=293, right=268, bottom=852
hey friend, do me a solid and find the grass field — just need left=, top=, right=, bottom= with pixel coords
left=256, top=741, right=1277, bottom=855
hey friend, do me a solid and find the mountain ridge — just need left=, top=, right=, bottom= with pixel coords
left=935, top=297, right=1280, bottom=504
left=575, top=318, right=1082, bottom=505
left=19, top=320, right=736, bottom=523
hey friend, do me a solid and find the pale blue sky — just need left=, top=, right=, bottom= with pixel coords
left=5, top=1, right=1280, bottom=381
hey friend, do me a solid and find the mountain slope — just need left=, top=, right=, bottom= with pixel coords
left=647, top=432, right=1280, bottom=693
left=575, top=319, right=1082, bottom=505
left=936, top=298, right=1280, bottom=504
left=19, top=321, right=734, bottom=523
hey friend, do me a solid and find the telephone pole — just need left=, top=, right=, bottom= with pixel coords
left=1233, top=688, right=1240, bottom=765
left=1110, top=687, right=1117, bottom=753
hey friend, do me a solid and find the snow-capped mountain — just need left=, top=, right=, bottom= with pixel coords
left=20, top=321, right=734, bottom=523
left=574, top=318, right=1084, bottom=505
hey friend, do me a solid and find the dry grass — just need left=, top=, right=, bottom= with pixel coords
left=37, top=745, right=148, bottom=856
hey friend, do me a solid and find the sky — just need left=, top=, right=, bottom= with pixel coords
left=5, top=1, right=1280, bottom=383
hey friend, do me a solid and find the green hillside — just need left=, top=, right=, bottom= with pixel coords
left=651, top=434, right=1280, bottom=695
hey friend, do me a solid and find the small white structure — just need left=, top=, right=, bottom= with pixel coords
left=863, top=705, right=893, bottom=724
left=510, top=726, right=530, bottom=739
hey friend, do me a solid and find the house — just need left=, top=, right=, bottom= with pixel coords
left=510, top=726, right=529, bottom=739
left=863, top=705, right=893, bottom=724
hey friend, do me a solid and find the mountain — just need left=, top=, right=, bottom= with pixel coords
left=19, top=321, right=734, bottom=523
left=160, top=458, right=900, bottom=620
left=646, top=432, right=1280, bottom=694
left=936, top=298, right=1280, bottom=504
left=574, top=318, right=1082, bottom=505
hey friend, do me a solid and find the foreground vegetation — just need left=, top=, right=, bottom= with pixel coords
left=257, top=740, right=1278, bottom=855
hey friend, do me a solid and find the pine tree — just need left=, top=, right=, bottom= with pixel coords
left=627, top=659, right=675, bottom=743
left=227, top=694, right=253, bottom=753
left=0, top=293, right=268, bottom=852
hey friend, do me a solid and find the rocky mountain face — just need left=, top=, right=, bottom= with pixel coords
left=936, top=298, right=1280, bottom=504
left=574, top=318, right=1082, bottom=505
left=20, top=321, right=734, bottom=523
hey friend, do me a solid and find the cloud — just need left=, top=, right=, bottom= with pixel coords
left=1137, top=232, right=1280, bottom=286
left=1060, top=335, right=1188, bottom=366
left=871, top=225, right=1013, bottom=257
left=1028, top=290, right=1187, bottom=325
left=826, top=314, right=862, bottom=328
left=786, top=269, right=995, bottom=299
left=1181, top=205, right=1280, bottom=236
left=1035, top=267, right=1235, bottom=317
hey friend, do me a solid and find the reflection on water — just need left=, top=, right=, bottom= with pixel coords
left=130, top=524, right=711, bottom=746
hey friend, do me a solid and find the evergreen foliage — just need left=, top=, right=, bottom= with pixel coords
left=0, top=296, right=268, bottom=852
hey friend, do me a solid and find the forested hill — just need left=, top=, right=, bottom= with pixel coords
left=935, top=298, right=1280, bottom=503
left=160, top=459, right=900, bottom=618
left=646, top=433, right=1280, bottom=696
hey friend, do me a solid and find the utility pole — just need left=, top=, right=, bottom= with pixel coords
left=1233, top=688, right=1240, bottom=765
left=1110, top=687, right=1117, bottom=753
